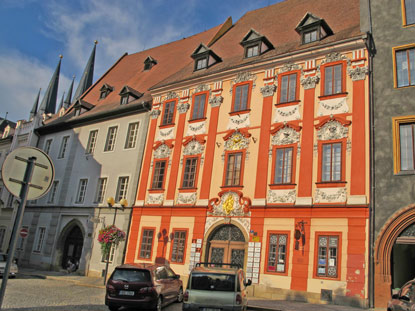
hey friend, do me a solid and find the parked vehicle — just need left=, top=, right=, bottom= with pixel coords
left=105, top=263, right=183, bottom=311
left=388, top=279, right=415, bottom=311
left=0, top=254, right=18, bottom=278
left=183, top=263, right=252, bottom=311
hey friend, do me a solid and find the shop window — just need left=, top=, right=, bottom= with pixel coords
left=394, top=46, right=415, bottom=88
left=170, top=230, right=187, bottom=263
left=139, top=228, right=155, bottom=260
left=266, top=232, right=289, bottom=274
left=315, top=233, right=340, bottom=278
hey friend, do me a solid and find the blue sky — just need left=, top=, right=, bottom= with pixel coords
left=0, top=0, right=282, bottom=122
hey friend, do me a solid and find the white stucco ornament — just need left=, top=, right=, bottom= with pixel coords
left=224, top=131, right=249, bottom=151
left=272, top=126, right=300, bottom=146
left=317, top=120, right=348, bottom=141
left=183, top=139, right=204, bottom=155
left=153, top=143, right=172, bottom=159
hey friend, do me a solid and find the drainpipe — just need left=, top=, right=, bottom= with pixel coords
left=121, top=207, right=133, bottom=264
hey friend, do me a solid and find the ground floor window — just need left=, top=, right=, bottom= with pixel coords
left=266, top=232, right=288, bottom=273
left=316, top=233, right=340, bottom=278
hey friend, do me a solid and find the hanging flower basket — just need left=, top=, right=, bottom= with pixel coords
left=98, top=225, right=126, bottom=256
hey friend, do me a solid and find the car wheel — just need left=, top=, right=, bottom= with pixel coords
left=108, top=304, right=119, bottom=311
left=176, top=287, right=183, bottom=303
left=154, top=296, right=162, bottom=311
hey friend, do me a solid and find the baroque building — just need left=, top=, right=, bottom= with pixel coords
left=126, top=0, right=370, bottom=307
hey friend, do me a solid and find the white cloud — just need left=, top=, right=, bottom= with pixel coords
left=0, top=50, right=71, bottom=121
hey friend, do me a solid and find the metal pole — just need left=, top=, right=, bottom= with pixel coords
left=103, top=207, right=118, bottom=285
left=0, top=157, right=36, bottom=309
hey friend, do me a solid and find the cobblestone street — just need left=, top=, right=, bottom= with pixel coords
left=1, top=275, right=181, bottom=311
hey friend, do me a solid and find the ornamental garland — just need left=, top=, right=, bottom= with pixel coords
left=97, top=225, right=126, bottom=256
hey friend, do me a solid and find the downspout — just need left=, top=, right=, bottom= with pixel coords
left=366, top=0, right=375, bottom=308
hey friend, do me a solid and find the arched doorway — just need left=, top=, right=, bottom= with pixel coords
left=206, top=224, right=246, bottom=268
left=391, top=223, right=415, bottom=289
left=61, top=226, right=84, bottom=269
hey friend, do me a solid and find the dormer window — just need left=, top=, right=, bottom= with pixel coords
left=99, top=83, right=114, bottom=99
left=295, top=13, right=333, bottom=45
left=240, top=29, right=273, bottom=59
left=191, top=43, right=221, bottom=71
left=144, top=56, right=157, bottom=71
left=119, top=86, right=143, bottom=105
left=71, top=99, right=94, bottom=116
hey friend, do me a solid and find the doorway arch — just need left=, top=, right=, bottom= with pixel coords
left=205, top=224, right=246, bottom=268
left=55, top=220, right=85, bottom=270
left=374, top=204, right=415, bottom=307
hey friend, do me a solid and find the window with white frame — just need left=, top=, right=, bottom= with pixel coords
left=86, top=130, right=98, bottom=154
left=104, top=126, right=118, bottom=152
left=58, top=136, right=70, bottom=159
left=116, top=176, right=129, bottom=202
left=33, top=227, right=46, bottom=253
left=94, top=178, right=108, bottom=203
left=101, top=244, right=116, bottom=263
left=47, top=181, right=59, bottom=204
left=125, top=122, right=139, bottom=149
left=75, top=179, right=88, bottom=203
left=0, top=227, right=6, bottom=251
left=17, top=226, right=28, bottom=250
left=44, top=139, right=52, bottom=155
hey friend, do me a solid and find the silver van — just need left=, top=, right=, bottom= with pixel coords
left=183, top=263, right=251, bottom=311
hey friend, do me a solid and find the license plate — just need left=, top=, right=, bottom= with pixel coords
left=119, top=290, right=134, bottom=296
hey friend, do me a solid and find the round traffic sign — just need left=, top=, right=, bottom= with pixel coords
left=20, top=228, right=28, bottom=238
left=1, top=147, right=54, bottom=200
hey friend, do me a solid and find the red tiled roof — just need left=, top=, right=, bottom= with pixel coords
left=151, top=0, right=362, bottom=90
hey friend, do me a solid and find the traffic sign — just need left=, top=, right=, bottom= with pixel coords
left=20, top=228, right=28, bottom=238
left=1, top=147, right=54, bottom=200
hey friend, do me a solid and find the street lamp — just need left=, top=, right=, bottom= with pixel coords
left=103, top=196, right=128, bottom=285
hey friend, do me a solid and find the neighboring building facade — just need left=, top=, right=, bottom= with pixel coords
left=126, top=0, right=370, bottom=307
left=369, top=0, right=415, bottom=307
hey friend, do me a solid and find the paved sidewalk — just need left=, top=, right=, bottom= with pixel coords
left=19, top=268, right=382, bottom=311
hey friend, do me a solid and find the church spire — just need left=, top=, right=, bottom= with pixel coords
left=39, top=55, right=62, bottom=115
left=64, top=75, right=75, bottom=109
left=73, top=41, right=97, bottom=102
left=29, top=88, right=41, bottom=119
left=58, top=92, right=65, bottom=110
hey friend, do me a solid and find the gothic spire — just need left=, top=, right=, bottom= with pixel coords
left=73, top=41, right=97, bottom=102
left=29, top=88, right=41, bottom=119
left=64, top=75, right=75, bottom=109
left=58, top=92, right=65, bottom=110
left=39, top=55, right=62, bottom=115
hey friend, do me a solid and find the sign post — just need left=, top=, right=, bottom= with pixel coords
left=0, top=147, right=54, bottom=310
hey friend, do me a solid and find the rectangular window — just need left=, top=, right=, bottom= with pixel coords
left=225, top=152, right=243, bottom=186
left=304, top=29, right=318, bottom=43
left=192, top=94, right=207, bottom=120
left=162, top=101, right=175, bottom=125
left=115, top=176, right=129, bottom=202
left=324, top=64, right=343, bottom=95
left=58, top=136, right=70, bottom=159
left=322, top=143, right=342, bottom=182
left=76, top=179, right=88, bottom=203
left=0, top=228, right=6, bottom=251
left=274, top=147, right=293, bottom=184
left=399, top=123, right=415, bottom=170
left=139, top=229, right=154, bottom=259
left=196, top=58, right=207, bottom=70
left=101, top=244, right=116, bottom=263
left=267, top=233, right=288, bottom=273
left=316, top=234, right=339, bottom=278
left=404, top=0, right=415, bottom=25
left=233, top=84, right=250, bottom=112
left=121, top=95, right=128, bottom=105
left=246, top=45, right=259, bottom=58
left=280, top=73, right=297, bottom=103
left=104, top=126, right=118, bottom=152
left=33, top=227, right=46, bottom=253
left=182, top=157, right=198, bottom=188
left=94, top=178, right=108, bottom=203
left=86, top=130, right=98, bottom=154
left=6, top=194, right=13, bottom=208
left=125, top=122, right=139, bottom=149
left=17, top=226, right=28, bottom=250
left=47, top=181, right=59, bottom=204
left=395, top=47, right=415, bottom=88
left=152, top=160, right=167, bottom=189
left=171, top=230, right=186, bottom=263
left=44, top=139, right=52, bottom=155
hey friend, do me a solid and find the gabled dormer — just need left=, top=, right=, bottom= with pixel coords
left=119, top=86, right=143, bottom=105
left=99, top=83, right=114, bottom=99
left=191, top=43, right=222, bottom=71
left=240, top=29, right=274, bottom=58
left=295, top=13, right=333, bottom=44
left=144, top=56, right=157, bottom=71
left=72, top=99, right=94, bottom=116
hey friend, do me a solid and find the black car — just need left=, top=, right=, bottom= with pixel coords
left=388, top=279, right=415, bottom=311
left=105, top=263, right=183, bottom=311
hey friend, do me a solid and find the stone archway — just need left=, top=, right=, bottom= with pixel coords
left=54, top=220, right=86, bottom=271
left=374, top=204, right=415, bottom=308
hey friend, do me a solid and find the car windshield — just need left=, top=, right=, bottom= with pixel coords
left=191, top=273, right=236, bottom=292
left=111, top=269, right=151, bottom=282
